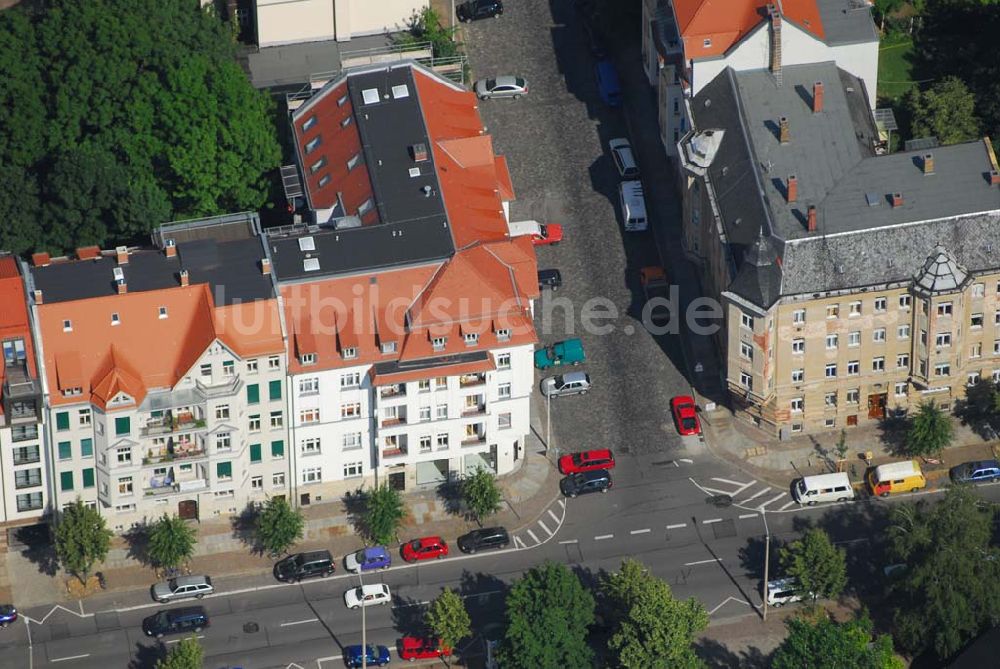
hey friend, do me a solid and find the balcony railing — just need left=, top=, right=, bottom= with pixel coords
left=13, top=450, right=41, bottom=466
left=382, top=445, right=408, bottom=459
left=141, top=414, right=207, bottom=437
left=381, top=416, right=407, bottom=427
left=379, top=384, right=406, bottom=399
left=15, top=475, right=43, bottom=489
left=195, top=375, right=243, bottom=399
left=459, top=374, right=487, bottom=388
left=11, top=425, right=38, bottom=443
left=142, top=445, right=207, bottom=465
left=462, top=404, right=486, bottom=416
left=144, top=478, right=209, bottom=496
left=462, top=434, right=487, bottom=446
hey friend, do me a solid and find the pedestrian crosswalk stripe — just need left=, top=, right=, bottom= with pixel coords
left=741, top=487, right=772, bottom=504
left=538, top=520, right=553, bottom=537
left=758, top=492, right=786, bottom=509
left=526, top=529, right=540, bottom=544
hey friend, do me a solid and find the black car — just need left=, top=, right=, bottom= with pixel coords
left=142, top=606, right=209, bottom=638
left=273, top=550, right=334, bottom=582
left=457, top=0, right=503, bottom=22
left=560, top=469, right=612, bottom=498
left=538, top=269, right=562, bottom=291
left=457, top=527, right=511, bottom=554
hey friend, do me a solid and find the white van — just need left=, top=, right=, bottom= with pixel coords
left=618, top=181, right=647, bottom=232
left=792, top=472, right=855, bottom=505
left=767, top=577, right=805, bottom=607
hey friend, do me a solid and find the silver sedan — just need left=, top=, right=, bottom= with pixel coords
left=474, top=75, right=529, bottom=100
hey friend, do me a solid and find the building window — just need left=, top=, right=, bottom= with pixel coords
left=897, top=354, right=910, bottom=368
left=498, top=412, right=513, bottom=430
left=919, top=360, right=927, bottom=376
left=418, top=435, right=432, bottom=453
left=381, top=341, right=397, bottom=355
left=115, top=416, right=130, bottom=436
left=971, top=313, right=984, bottom=328
left=81, top=438, right=93, bottom=457
left=973, top=283, right=985, bottom=298
left=341, top=403, right=361, bottom=419
left=117, top=447, right=132, bottom=464
left=63, top=319, right=72, bottom=332
left=200, top=364, right=212, bottom=377
left=825, top=364, right=837, bottom=378
left=740, top=342, right=753, bottom=360
left=791, top=369, right=804, bottom=383
left=899, top=295, right=911, bottom=309
left=250, top=443, right=262, bottom=463
left=419, top=406, right=431, bottom=422
left=847, top=361, right=860, bottom=375
left=347, top=153, right=361, bottom=171
left=464, top=332, right=479, bottom=346
left=344, top=462, right=363, bottom=478
left=118, top=476, right=134, bottom=495
left=994, top=370, right=1000, bottom=383
left=342, top=347, right=358, bottom=360
left=920, top=330, right=927, bottom=345
left=792, top=339, right=805, bottom=354
left=431, top=337, right=447, bottom=351
left=792, top=309, right=806, bottom=324
left=358, top=199, right=374, bottom=217
left=271, top=440, right=285, bottom=458
left=302, top=115, right=317, bottom=131
left=305, top=136, right=322, bottom=154
left=971, top=342, right=983, bottom=358
left=60, top=471, right=74, bottom=492
left=791, top=423, right=803, bottom=433
left=270, top=411, right=284, bottom=429
left=824, top=418, right=836, bottom=428
left=826, top=305, right=839, bottom=319
left=435, top=377, right=448, bottom=389
left=215, top=404, right=230, bottom=420
left=272, top=472, right=286, bottom=488
left=995, top=340, right=1000, bottom=355
left=297, top=408, right=318, bottom=424
left=418, top=379, right=431, bottom=392
left=341, top=372, right=361, bottom=389
left=848, top=331, right=861, bottom=347
left=217, top=461, right=232, bottom=480
left=216, top=433, right=232, bottom=451
left=299, top=377, right=319, bottom=395
left=968, top=372, right=981, bottom=386
left=343, top=432, right=362, bottom=451
left=436, top=434, right=449, bottom=449
left=702, top=37, right=712, bottom=47
left=790, top=398, right=804, bottom=413
left=58, top=441, right=72, bottom=460
left=302, top=467, right=322, bottom=484
left=898, top=325, right=910, bottom=339
left=874, top=297, right=887, bottom=312
left=934, top=363, right=951, bottom=376
left=938, top=302, right=953, bottom=316
left=872, top=357, right=885, bottom=372
left=741, top=313, right=754, bottom=329
left=496, top=328, right=511, bottom=341
left=824, top=392, right=837, bottom=407
left=825, top=334, right=838, bottom=350
left=848, top=301, right=862, bottom=316
left=82, top=468, right=95, bottom=488
left=269, top=380, right=282, bottom=401
left=246, top=359, right=259, bottom=374
left=739, top=372, right=752, bottom=389
left=435, top=404, right=448, bottom=420
left=16, top=493, right=43, bottom=512
left=251, top=475, right=263, bottom=490
left=310, top=157, right=328, bottom=174
left=873, top=328, right=886, bottom=343
left=895, top=382, right=908, bottom=396
left=497, top=353, right=511, bottom=369
left=268, top=356, right=280, bottom=370
left=498, top=383, right=511, bottom=399
left=936, top=332, right=952, bottom=347
left=247, top=384, right=260, bottom=404
left=846, top=389, right=860, bottom=404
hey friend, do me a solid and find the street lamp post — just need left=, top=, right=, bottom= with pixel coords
left=761, top=509, right=771, bottom=621
left=359, top=569, right=367, bottom=669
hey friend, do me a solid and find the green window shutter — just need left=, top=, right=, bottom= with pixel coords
left=115, top=416, right=130, bottom=436
left=56, top=411, right=70, bottom=431
left=60, top=471, right=74, bottom=491
left=269, top=380, right=282, bottom=401
left=82, top=468, right=95, bottom=488
left=250, top=443, right=262, bottom=463
left=80, top=438, right=93, bottom=457
left=217, top=461, right=232, bottom=478
left=58, top=441, right=72, bottom=460
left=247, top=384, right=260, bottom=404
left=271, top=440, right=284, bottom=458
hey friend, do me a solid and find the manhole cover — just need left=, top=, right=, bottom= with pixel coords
left=708, top=495, right=732, bottom=507
left=243, top=622, right=260, bottom=633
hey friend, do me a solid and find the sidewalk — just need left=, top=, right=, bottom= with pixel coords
left=3, top=436, right=558, bottom=608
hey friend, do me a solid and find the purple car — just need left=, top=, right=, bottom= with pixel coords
left=0, top=605, right=17, bottom=628
left=344, top=546, right=391, bottom=573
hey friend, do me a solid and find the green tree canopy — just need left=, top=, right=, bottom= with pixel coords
left=601, top=558, right=709, bottom=669
left=155, top=636, right=204, bottom=669
left=903, top=401, right=953, bottom=457
left=0, top=0, right=280, bottom=254
left=462, top=467, right=502, bottom=523
left=779, top=528, right=848, bottom=605
left=54, top=499, right=114, bottom=584
left=501, top=561, right=595, bottom=669
left=255, top=497, right=304, bottom=557
left=147, top=514, right=197, bottom=570
left=905, top=76, right=981, bottom=145
left=425, top=588, right=471, bottom=656
left=772, top=612, right=903, bottom=669
left=364, top=484, right=406, bottom=546
left=887, top=485, right=1000, bottom=659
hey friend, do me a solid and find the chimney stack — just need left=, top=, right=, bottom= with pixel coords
left=922, top=153, right=935, bottom=175
left=892, top=192, right=904, bottom=208
left=787, top=174, right=798, bottom=203
left=33, top=289, right=43, bottom=305
left=116, top=279, right=127, bottom=295
left=779, top=116, right=790, bottom=144
left=164, top=239, right=177, bottom=258
left=115, top=245, right=129, bottom=266
left=768, top=4, right=782, bottom=86
left=807, top=205, right=817, bottom=232
left=261, top=258, right=271, bottom=276
left=990, top=170, right=1000, bottom=186
left=32, top=252, right=50, bottom=267
left=179, top=269, right=189, bottom=287
left=411, top=143, right=428, bottom=163
left=812, top=81, right=824, bottom=113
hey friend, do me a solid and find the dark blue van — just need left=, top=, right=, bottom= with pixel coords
left=595, top=60, right=622, bottom=107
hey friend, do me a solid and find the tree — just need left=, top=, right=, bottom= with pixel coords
left=772, top=611, right=903, bottom=669
left=254, top=497, right=304, bottom=557
left=425, top=588, right=471, bottom=660
left=54, top=499, right=114, bottom=585
left=887, top=485, right=1000, bottom=659
left=600, top=558, right=708, bottom=669
left=364, top=484, right=406, bottom=546
left=905, top=76, right=981, bottom=145
left=501, top=561, right=595, bottom=668
left=903, top=401, right=953, bottom=457
left=834, top=429, right=848, bottom=467
left=147, top=514, right=197, bottom=571
left=155, top=636, right=204, bottom=669
left=393, top=7, right=459, bottom=58
left=779, top=528, right=848, bottom=605
left=462, top=467, right=502, bottom=523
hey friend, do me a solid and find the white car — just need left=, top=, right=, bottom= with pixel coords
left=608, top=138, right=639, bottom=179
left=474, top=76, right=529, bottom=100
left=344, top=583, right=391, bottom=609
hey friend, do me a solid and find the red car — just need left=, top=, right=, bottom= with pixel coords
left=399, top=636, right=452, bottom=661
left=558, top=448, right=616, bottom=475
left=531, top=223, right=563, bottom=246
left=401, top=536, right=449, bottom=562
left=671, top=396, right=700, bottom=435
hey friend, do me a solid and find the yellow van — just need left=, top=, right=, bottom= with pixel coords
left=867, top=460, right=926, bottom=497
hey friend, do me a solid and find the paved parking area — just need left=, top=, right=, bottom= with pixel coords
left=461, top=1, right=692, bottom=457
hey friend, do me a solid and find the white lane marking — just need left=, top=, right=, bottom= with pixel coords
left=393, top=600, right=431, bottom=609
left=630, top=528, right=651, bottom=535
left=537, top=520, right=553, bottom=537
left=558, top=539, right=579, bottom=545
left=558, top=499, right=566, bottom=510
left=316, top=655, right=344, bottom=667
left=666, top=523, right=687, bottom=529
left=702, top=518, right=723, bottom=525
left=711, top=477, right=751, bottom=488
left=547, top=509, right=560, bottom=524
left=731, top=480, right=757, bottom=496
left=678, top=458, right=694, bottom=464
left=280, top=618, right=319, bottom=627
left=684, top=558, right=722, bottom=566
left=778, top=501, right=797, bottom=511
left=758, top=492, right=787, bottom=509
left=738, top=513, right=759, bottom=519
left=513, top=535, right=528, bottom=549
left=166, top=635, right=205, bottom=644
left=24, top=604, right=93, bottom=624
left=708, top=596, right=755, bottom=615
left=50, top=655, right=90, bottom=663
left=526, top=529, right=540, bottom=544
left=740, top=487, right=772, bottom=504
left=594, top=534, right=614, bottom=541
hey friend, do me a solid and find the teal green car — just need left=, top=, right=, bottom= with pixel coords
left=534, top=338, right=585, bottom=370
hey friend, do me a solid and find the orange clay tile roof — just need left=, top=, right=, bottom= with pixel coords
left=39, top=284, right=283, bottom=409
left=0, top=257, right=38, bottom=416
left=673, top=0, right=823, bottom=60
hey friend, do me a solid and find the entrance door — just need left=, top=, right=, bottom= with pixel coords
left=178, top=500, right=198, bottom=520
left=868, top=393, right=887, bottom=419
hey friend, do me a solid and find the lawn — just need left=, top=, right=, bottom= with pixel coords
left=877, top=35, right=917, bottom=103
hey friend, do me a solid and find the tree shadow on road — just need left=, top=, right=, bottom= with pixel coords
left=737, top=535, right=787, bottom=584
left=14, top=524, right=59, bottom=577
left=391, top=593, right=430, bottom=638
left=457, top=570, right=510, bottom=632
left=435, top=477, right=467, bottom=520
left=694, top=637, right=771, bottom=669
left=127, top=641, right=165, bottom=669
left=229, top=503, right=261, bottom=555
left=123, top=524, right=151, bottom=568
left=343, top=487, right=371, bottom=540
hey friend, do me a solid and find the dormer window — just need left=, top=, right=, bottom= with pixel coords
left=703, top=38, right=712, bottom=47
left=158, top=306, right=168, bottom=319
left=381, top=341, right=397, bottom=355
left=310, top=157, right=327, bottom=174
left=301, top=353, right=317, bottom=365
left=302, top=115, right=317, bottom=131
left=62, top=387, right=82, bottom=397
left=111, top=313, right=120, bottom=326
left=342, top=347, right=357, bottom=360
left=431, top=337, right=447, bottom=351
left=464, top=333, right=479, bottom=346
left=63, top=320, right=72, bottom=332
left=358, top=199, right=374, bottom=216
left=318, top=174, right=331, bottom=188
left=305, top=136, right=322, bottom=154
left=347, top=154, right=361, bottom=171
left=496, top=328, right=511, bottom=341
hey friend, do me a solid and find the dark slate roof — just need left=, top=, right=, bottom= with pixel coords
left=815, top=0, right=879, bottom=45
left=729, top=232, right=785, bottom=308
left=781, top=214, right=1000, bottom=295
left=31, top=238, right=274, bottom=305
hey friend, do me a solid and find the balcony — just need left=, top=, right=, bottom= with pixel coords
left=142, top=439, right=207, bottom=465
left=462, top=426, right=486, bottom=446
left=379, top=384, right=406, bottom=399
left=13, top=447, right=41, bottom=466
left=15, top=473, right=43, bottom=489
left=381, top=408, right=408, bottom=427
left=459, top=374, right=486, bottom=388
left=141, top=410, right=207, bottom=437
left=195, top=375, right=243, bottom=399
left=11, top=424, right=38, bottom=443
left=462, top=396, right=485, bottom=416
left=382, top=445, right=409, bottom=459
left=144, top=465, right=209, bottom=496
left=144, top=479, right=209, bottom=496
